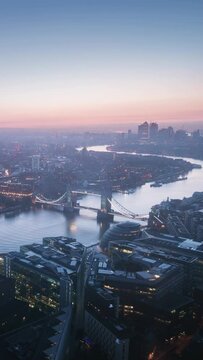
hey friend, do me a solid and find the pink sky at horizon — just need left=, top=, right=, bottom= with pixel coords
left=0, top=99, right=202, bottom=129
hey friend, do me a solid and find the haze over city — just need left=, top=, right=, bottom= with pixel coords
left=1, top=1, right=203, bottom=359
left=0, top=0, right=202, bottom=129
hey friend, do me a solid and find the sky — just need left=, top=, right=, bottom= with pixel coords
left=0, top=0, right=202, bottom=129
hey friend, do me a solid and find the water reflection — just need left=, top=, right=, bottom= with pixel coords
left=0, top=146, right=203, bottom=253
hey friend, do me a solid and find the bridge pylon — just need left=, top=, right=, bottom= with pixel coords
left=65, top=185, right=73, bottom=207
left=97, top=183, right=114, bottom=222
left=64, top=185, right=79, bottom=215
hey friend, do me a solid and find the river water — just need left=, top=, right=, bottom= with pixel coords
left=0, top=145, right=203, bottom=252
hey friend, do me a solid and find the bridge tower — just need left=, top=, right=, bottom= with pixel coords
left=65, top=185, right=73, bottom=207
left=64, top=185, right=79, bottom=214
left=97, top=183, right=113, bottom=222
left=101, top=183, right=112, bottom=213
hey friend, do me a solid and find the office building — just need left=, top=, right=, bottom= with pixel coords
left=3, top=237, right=86, bottom=314
left=31, top=155, right=40, bottom=172
left=100, top=221, right=141, bottom=252
left=85, top=309, right=130, bottom=360
left=0, top=275, right=15, bottom=306
left=149, top=122, right=158, bottom=139
left=158, top=126, right=174, bottom=141
left=138, top=232, right=203, bottom=292
left=4, top=251, right=72, bottom=312
left=138, top=122, right=149, bottom=140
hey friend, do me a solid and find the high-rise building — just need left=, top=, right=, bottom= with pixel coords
left=85, top=309, right=130, bottom=360
left=127, top=129, right=133, bottom=142
left=158, top=126, right=174, bottom=141
left=149, top=122, right=158, bottom=139
left=3, top=237, right=86, bottom=314
left=4, top=251, right=72, bottom=313
left=31, top=155, right=40, bottom=172
left=138, top=122, right=149, bottom=140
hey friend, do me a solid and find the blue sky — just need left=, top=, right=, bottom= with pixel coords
left=0, top=0, right=202, bottom=128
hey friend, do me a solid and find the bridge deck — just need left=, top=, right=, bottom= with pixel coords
left=34, top=193, right=148, bottom=221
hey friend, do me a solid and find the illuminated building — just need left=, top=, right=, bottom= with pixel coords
left=85, top=282, right=197, bottom=360
left=85, top=238, right=198, bottom=359
left=3, top=237, right=86, bottom=314
left=96, top=259, right=183, bottom=300
left=0, top=182, right=32, bottom=198
left=139, top=233, right=203, bottom=292
left=4, top=252, right=72, bottom=313
left=100, top=222, right=141, bottom=252
left=0, top=255, right=4, bottom=275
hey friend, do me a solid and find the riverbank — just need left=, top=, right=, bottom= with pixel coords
left=0, top=146, right=203, bottom=253
left=86, top=148, right=200, bottom=191
left=107, top=143, right=203, bottom=162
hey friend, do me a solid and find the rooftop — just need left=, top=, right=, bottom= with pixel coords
left=6, top=237, right=86, bottom=279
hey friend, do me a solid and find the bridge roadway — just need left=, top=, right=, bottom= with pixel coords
left=34, top=191, right=148, bottom=221
left=35, top=201, right=148, bottom=221
left=75, top=205, right=148, bottom=220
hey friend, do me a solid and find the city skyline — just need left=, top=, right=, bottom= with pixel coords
left=0, top=0, right=202, bottom=128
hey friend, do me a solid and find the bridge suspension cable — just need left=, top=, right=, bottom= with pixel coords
left=35, top=191, right=67, bottom=205
left=35, top=191, right=147, bottom=220
left=35, top=190, right=101, bottom=205
left=110, top=197, right=137, bottom=216
left=108, top=197, right=148, bottom=220
left=107, top=198, right=135, bottom=219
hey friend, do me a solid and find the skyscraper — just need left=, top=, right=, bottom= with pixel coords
left=138, top=122, right=149, bottom=140
left=149, top=122, right=158, bottom=139
left=31, top=155, right=40, bottom=172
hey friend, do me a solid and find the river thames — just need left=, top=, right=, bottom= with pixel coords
left=0, top=145, right=203, bottom=252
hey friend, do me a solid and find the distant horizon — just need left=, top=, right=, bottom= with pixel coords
left=0, top=119, right=202, bottom=133
left=0, top=118, right=203, bottom=129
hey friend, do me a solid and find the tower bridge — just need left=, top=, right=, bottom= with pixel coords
left=34, top=186, right=148, bottom=222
